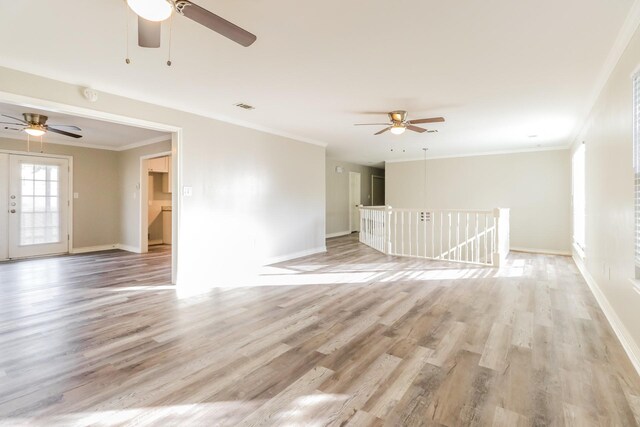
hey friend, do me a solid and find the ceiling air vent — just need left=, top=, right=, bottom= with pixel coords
left=234, top=102, right=255, bottom=110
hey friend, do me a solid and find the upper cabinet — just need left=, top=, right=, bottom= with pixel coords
left=148, top=156, right=169, bottom=173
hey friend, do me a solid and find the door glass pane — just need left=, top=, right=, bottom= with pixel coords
left=19, top=163, right=62, bottom=246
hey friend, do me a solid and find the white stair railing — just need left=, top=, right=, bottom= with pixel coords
left=358, top=206, right=510, bottom=267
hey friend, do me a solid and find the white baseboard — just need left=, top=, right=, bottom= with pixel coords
left=573, top=254, right=640, bottom=377
left=510, top=246, right=572, bottom=256
left=263, top=246, right=327, bottom=265
left=148, top=239, right=163, bottom=246
left=326, top=231, right=351, bottom=239
left=71, top=244, right=119, bottom=254
left=117, top=244, right=142, bottom=253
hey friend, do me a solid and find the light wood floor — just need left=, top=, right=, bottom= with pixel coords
left=1, top=236, right=639, bottom=426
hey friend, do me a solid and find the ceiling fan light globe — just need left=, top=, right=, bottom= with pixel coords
left=24, top=128, right=45, bottom=137
left=390, top=126, right=406, bottom=135
left=127, top=0, right=172, bottom=22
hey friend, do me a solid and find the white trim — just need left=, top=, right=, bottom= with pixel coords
left=71, top=244, right=119, bottom=254
left=510, top=246, right=572, bottom=256
left=0, top=132, right=171, bottom=152
left=326, top=230, right=351, bottom=238
left=0, top=91, right=180, bottom=133
left=0, top=131, right=119, bottom=151
left=384, top=145, right=569, bottom=164
left=117, top=243, right=142, bottom=253
left=117, top=135, right=172, bottom=152
left=572, top=0, right=640, bottom=144
left=573, top=254, right=640, bottom=376
left=262, top=246, right=327, bottom=265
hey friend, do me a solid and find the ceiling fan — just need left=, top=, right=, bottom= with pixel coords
left=128, top=0, right=257, bottom=49
left=1, top=113, right=83, bottom=139
left=355, top=110, right=445, bottom=135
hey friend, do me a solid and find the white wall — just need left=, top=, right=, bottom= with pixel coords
left=385, top=150, right=571, bottom=254
left=325, top=159, right=384, bottom=236
left=0, top=67, right=326, bottom=286
left=571, top=20, right=640, bottom=371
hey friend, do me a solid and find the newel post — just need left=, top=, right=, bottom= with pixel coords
left=492, top=208, right=510, bottom=267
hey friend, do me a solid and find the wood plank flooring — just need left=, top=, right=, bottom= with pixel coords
left=0, top=236, right=639, bottom=426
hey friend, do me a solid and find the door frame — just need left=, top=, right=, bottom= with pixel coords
left=0, top=149, right=74, bottom=259
left=348, top=171, right=361, bottom=232
left=140, top=151, right=172, bottom=254
left=0, top=91, right=182, bottom=284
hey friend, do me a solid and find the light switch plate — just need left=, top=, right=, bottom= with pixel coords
left=73, top=192, right=79, bottom=199
left=183, top=186, right=193, bottom=197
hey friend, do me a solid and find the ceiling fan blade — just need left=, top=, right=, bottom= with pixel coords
left=354, top=123, right=391, bottom=126
left=138, top=16, right=161, bottom=48
left=0, top=121, right=24, bottom=126
left=408, top=117, right=445, bottom=125
left=177, top=1, right=257, bottom=47
left=2, top=114, right=27, bottom=124
left=2, top=127, right=22, bottom=131
left=374, top=127, right=392, bottom=136
left=47, top=127, right=82, bottom=139
left=49, top=124, right=82, bottom=131
left=407, top=125, right=427, bottom=133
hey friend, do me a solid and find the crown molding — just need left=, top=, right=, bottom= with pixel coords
left=384, top=145, right=570, bottom=164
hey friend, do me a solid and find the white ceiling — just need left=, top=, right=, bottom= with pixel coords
left=0, top=102, right=169, bottom=150
left=0, top=0, right=635, bottom=164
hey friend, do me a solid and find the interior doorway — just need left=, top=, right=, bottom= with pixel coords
left=371, top=174, right=385, bottom=206
left=349, top=171, right=361, bottom=232
left=0, top=93, right=181, bottom=284
left=140, top=152, right=173, bottom=253
left=0, top=152, right=71, bottom=260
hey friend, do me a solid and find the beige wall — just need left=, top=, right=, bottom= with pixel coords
left=0, top=137, right=120, bottom=249
left=386, top=150, right=571, bottom=253
left=572, top=22, right=640, bottom=367
left=0, top=67, right=326, bottom=285
left=326, top=158, right=384, bottom=236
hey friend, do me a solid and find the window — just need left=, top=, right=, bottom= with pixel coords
left=634, top=73, right=640, bottom=270
left=572, top=143, right=585, bottom=254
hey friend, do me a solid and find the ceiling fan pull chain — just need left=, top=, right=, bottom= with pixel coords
left=26, top=134, right=30, bottom=153
left=124, top=0, right=131, bottom=64
left=39, top=135, right=44, bottom=154
left=167, top=12, right=173, bottom=66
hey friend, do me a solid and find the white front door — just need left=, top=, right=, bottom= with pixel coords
left=0, top=154, right=8, bottom=260
left=6, top=155, right=70, bottom=259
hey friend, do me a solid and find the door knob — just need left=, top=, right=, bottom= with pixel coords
left=10, top=209, right=16, bottom=213
left=10, top=195, right=15, bottom=199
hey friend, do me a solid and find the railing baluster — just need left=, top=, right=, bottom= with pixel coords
left=465, top=213, right=469, bottom=262
left=431, top=211, right=435, bottom=259
left=456, top=212, right=460, bottom=261
left=484, top=214, right=488, bottom=265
